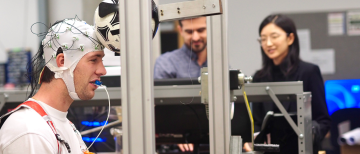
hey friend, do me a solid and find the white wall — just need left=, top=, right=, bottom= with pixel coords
left=0, top=0, right=84, bottom=63
left=228, top=0, right=360, bottom=76
left=48, top=0, right=83, bottom=24
left=0, top=0, right=39, bottom=62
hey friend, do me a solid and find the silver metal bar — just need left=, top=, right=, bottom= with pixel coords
left=265, top=86, right=302, bottom=137
left=230, top=136, right=242, bottom=154
left=120, top=0, right=155, bottom=153
left=206, top=0, right=230, bottom=152
left=241, top=81, right=303, bottom=96
left=158, top=0, right=222, bottom=22
left=0, top=93, right=6, bottom=113
left=1, top=82, right=303, bottom=104
left=152, top=0, right=161, bottom=66
left=297, top=92, right=313, bottom=154
left=200, top=67, right=209, bottom=104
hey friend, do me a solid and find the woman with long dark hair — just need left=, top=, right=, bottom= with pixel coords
left=252, top=14, right=331, bottom=153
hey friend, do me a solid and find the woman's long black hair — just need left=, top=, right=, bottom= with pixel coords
left=256, top=14, right=301, bottom=81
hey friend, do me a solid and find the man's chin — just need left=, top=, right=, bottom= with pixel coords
left=192, top=45, right=206, bottom=53
left=78, top=92, right=95, bottom=100
left=192, top=48, right=204, bottom=53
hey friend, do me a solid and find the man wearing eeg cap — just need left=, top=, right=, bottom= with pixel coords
left=0, top=18, right=106, bottom=154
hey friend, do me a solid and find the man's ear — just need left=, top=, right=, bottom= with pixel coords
left=56, top=53, right=65, bottom=67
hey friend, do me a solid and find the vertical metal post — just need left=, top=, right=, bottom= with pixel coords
left=152, top=0, right=161, bottom=66
left=207, top=0, right=230, bottom=153
left=297, top=93, right=313, bottom=154
left=230, top=136, right=242, bottom=154
left=120, top=0, right=155, bottom=154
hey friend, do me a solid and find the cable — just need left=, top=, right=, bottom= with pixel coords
left=86, top=84, right=111, bottom=151
left=243, top=87, right=254, bottom=151
left=180, top=18, right=195, bottom=105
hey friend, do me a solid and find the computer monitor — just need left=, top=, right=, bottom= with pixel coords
left=325, top=79, right=360, bottom=115
left=100, top=76, right=201, bottom=87
left=155, top=102, right=252, bottom=144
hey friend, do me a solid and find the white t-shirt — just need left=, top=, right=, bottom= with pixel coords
left=0, top=98, right=84, bottom=154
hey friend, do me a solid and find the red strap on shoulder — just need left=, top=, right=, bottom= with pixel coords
left=20, top=101, right=48, bottom=117
left=18, top=101, right=61, bottom=153
left=3, top=100, right=61, bottom=154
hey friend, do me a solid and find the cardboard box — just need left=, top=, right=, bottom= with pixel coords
left=341, top=145, right=360, bottom=154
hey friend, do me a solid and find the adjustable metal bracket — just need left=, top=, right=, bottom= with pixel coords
left=158, top=0, right=222, bottom=22
left=265, top=86, right=303, bottom=138
left=199, top=68, right=252, bottom=104
left=199, top=67, right=209, bottom=104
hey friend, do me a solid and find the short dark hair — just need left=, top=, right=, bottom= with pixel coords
left=178, top=20, right=183, bottom=27
left=27, top=19, right=68, bottom=98
left=41, top=47, right=63, bottom=83
left=27, top=44, right=63, bottom=98
left=256, top=14, right=301, bottom=81
left=178, top=17, right=206, bottom=27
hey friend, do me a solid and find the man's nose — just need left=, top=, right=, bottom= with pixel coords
left=192, top=31, right=200, bottom=41
left=97, top=62, right=107, bottom=76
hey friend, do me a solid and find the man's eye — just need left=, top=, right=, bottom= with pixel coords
left=91, top=59, right=97, bottom=62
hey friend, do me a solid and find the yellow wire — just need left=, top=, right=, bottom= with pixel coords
left=243, top=88, right=254, bottom=151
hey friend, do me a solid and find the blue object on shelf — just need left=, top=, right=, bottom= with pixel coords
left=0, top=64, right=5, bottom=86
left=325, top=79, right=360, bottom=115
left=5, top=48, right=32, bottom=86
left=82, top=137, right=106, bottom=142
left=81, top=121, right=108, bottom=127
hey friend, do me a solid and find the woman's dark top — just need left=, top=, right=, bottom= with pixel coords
left=252, top=60, right=331, bottom=154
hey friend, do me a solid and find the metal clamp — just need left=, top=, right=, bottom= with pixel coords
left=199, top=67, right=209, bottom=104
left=158, top=0, right=222, bottom=22
left=238, top=71, right=253, bottom=88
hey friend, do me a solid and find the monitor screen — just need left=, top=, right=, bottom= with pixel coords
left=155, top=103, right=252, bottom=144
left=325, top=79, right=360, bottom=115
left=100, top=76, right=200, bottom=87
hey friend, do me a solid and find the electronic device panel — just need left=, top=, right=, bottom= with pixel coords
left=155, top=103, right=252, bottom=144
left=325, top=79, right=360, bottom=115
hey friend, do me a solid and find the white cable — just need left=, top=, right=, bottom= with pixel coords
left=86, top=85, right=111, bottom=150
left=181, top=18, right=195, bottom=105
